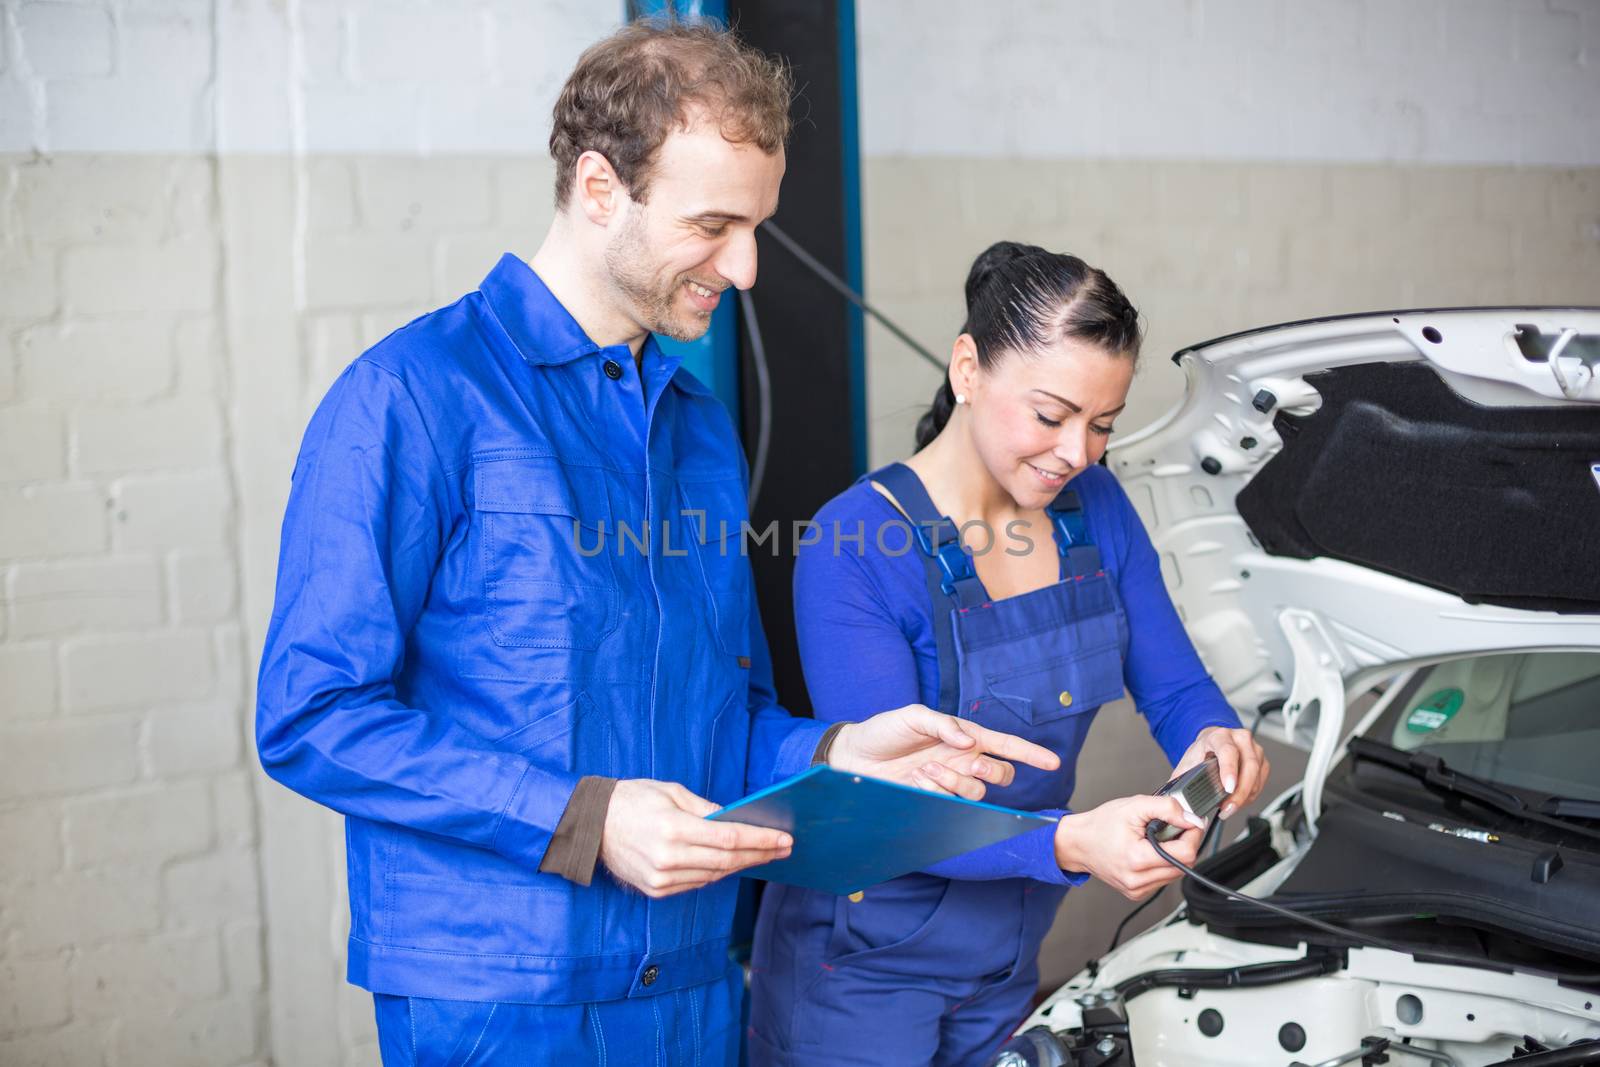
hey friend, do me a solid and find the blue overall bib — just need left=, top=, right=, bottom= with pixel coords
left=748, top=464, right=1130, bottom=1067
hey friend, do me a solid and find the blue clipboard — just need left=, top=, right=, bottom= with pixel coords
left=707, top=765, right=1056, bottom=895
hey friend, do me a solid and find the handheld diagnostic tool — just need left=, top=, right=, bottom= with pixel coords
left=1148, top=752, right=1226, bottom=842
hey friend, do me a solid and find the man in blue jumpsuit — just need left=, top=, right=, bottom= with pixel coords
left=255, top=21, right=1056, bottom=1064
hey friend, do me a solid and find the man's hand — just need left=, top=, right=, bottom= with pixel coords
left=827, top=704, right=1061, bottom=801
left=1172, top=725, right=1270, bottom=819
left=1054, top=794, right=1206, bottom=901
left=598, top=779, right=791, bottom=898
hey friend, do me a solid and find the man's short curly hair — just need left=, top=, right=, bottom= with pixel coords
left=550, top=19, right=793, bottom=209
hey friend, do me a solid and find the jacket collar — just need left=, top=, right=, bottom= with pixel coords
left=479, top=253, right=708, bottom=397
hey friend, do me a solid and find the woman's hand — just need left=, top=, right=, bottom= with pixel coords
left=1053, top=795, right=1206, bottom=901
left=1173, top=725, right=1270, bottom=819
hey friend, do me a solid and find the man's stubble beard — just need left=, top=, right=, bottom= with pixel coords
left=602, top=207, right=711, bottom=343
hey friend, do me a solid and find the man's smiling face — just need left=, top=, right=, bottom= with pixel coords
left=602, top=114, right=785, bottom=342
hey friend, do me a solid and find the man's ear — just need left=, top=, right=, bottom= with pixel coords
left=573, top=150, right=624, bottom=225
left=950, top=334, right=980, bottom=397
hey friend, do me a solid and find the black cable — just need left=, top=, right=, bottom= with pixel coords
left=758, top=220, right=947, bottom=373
left=1251, top=698, right=1283, bottom=738
left=737, top=289, right=773, bottom=507
left=1105, top=885, right=1164, bottom=957
left=1148, top=827, right=1398, bottom=949
left=1106, top=814, right=1222, bottom=955
left=1213, top=702, right=1283, bottom=860
left=1143, top=824, right=1600, bottom=984
left=1483, top=1040, right=1600, bottom=1067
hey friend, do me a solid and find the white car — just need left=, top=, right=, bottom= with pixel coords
left=992, top=309, right=1600, bottom=1067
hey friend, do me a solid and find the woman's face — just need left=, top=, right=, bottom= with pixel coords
left=960, top=336, right=1136, bottom=510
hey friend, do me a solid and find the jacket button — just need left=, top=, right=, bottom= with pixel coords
left=603, top=359, right=623, bottom=380
left=641, top=965, right=659, bottom=986
left=1058, top=690, right=1073, bottom=708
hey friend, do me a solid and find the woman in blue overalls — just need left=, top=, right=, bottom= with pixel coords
left=747, top=242, right=1271, bottom=1066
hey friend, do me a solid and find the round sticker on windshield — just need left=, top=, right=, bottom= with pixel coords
left=1405, top=688, right=1464, bottom=734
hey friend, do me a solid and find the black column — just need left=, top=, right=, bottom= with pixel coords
left=730, top=0, right=863, bottom=717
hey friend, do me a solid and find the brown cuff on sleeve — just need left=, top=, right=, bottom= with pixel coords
left=538, top=775, right=618, bottom=887
left=811, top=722, right=848, bottom=767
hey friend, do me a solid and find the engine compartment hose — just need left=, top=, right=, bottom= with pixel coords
left=1114, top=952, right=1343, bottom=1002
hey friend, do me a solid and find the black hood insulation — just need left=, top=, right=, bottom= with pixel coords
left=1236, top=361, right=1600, bottom=615
left=1182, top=801, right=1600, bottom=986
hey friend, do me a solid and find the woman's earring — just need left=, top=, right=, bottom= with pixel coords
left=955, top=393, right=968, bottom=406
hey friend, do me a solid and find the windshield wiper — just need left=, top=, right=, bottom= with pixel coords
left=1346, top=737, right=1600, bottom=844
left=1541, top=796, right=1600, bottom=821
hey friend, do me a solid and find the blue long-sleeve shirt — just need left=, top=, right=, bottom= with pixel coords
left=793, top=464, right=1241, bottom=886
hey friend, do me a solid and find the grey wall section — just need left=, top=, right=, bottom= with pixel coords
left=863, top=158, right=1600, bottom=462
left=856, top=0, right=1600, bottom=164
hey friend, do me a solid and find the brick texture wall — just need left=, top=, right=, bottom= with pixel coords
left=0, top=152, right=265, bottom=1066
left=0, top=146, right=563, bottom=1066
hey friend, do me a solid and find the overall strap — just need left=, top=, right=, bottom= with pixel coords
left=1046, top=486, right=1103, bottom=578
left=866, top=464, right=988, bottom=608
left=863, top=463, right=979, bottom=715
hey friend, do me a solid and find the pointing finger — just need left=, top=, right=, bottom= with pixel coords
left=963, top=722, right=1061, bottom=772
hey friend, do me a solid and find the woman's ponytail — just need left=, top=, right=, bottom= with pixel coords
left=914, top=377, right=958, bottom=451
left=912, top=240, right=1142, bottom=450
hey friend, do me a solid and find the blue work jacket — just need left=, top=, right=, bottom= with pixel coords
left=256, top=253, right=829, bottom=1004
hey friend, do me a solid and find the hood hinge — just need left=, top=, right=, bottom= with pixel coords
left=1277, top=608, right=1349, bottom=834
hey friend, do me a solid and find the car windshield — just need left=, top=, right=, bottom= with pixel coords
left=1366, top=651, right=1600, bottom=805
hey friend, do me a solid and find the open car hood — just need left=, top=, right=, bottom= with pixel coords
left=1110, top=308, right=1600, bottom=768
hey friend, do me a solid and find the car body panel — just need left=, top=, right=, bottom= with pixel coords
left=1108, top=309, right=1600, bottom=758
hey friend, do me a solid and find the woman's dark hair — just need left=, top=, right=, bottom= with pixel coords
left=914, top=241, right=1142, bottom=450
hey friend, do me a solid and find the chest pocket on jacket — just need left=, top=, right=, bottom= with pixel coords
left=982, top=645, right=1125, bottom=726
left=474, top=455, right=618, bottom=651
left=680, top=474, right=751, bottom=658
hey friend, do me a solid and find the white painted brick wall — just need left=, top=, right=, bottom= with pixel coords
left=15, top=2, right=114, bottom=79
left=0, top=150, right=568, bottom=1067
left=60, top=629, right=216, bottom=712
left=61, top=240, right=220, bottom=315
left=4, top=0, right=1596, bottom=164
left=1, top=0, right=621, bottom=156
left=0, top=485, right=108, bottom=558
left=17, top=319, right=179, bottom=401
left=0, top=642, right=56, bottom=718
left=1, top=81, right=264, bottom=1067
left=6, top=557, right=165, bottom=637
left=857, top=0, right=1600, bottom=165
left=73, top=398, right=224, bottom=475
